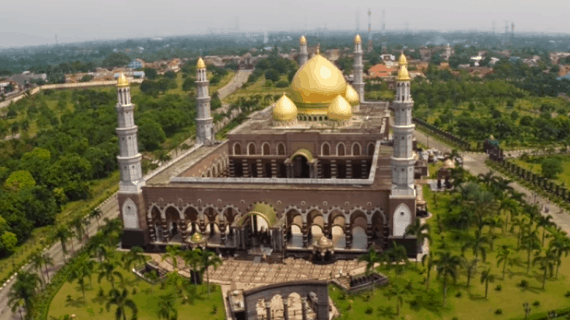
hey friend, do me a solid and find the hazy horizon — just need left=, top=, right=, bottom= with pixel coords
left=1, top=0, right=568, bottom=49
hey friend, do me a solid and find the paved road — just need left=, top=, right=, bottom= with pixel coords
left=216, top=69, right=253, bottom=101
left=414, top=129, right=570, bottom=236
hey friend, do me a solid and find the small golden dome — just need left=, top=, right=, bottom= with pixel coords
left=315, top=236, right=333, bottom=248
left=196, top=57, right=206, bottom=69
left=273, top=94, right=298, bottom=121
left=290, top=54, right=347, bottom=105
left=398, top=53, right=408, bottom=66
left=354, top=34, right=362, bottom=44
left=300, top=35, right=307, bottom=45
left=191, top=232, right=204, bottom=243
left=117, top=73, right=129, bottom=87
left=397, top=65, right=410, bottom=81
left=345, top=85, right=359, bottom=105
left=327, top=95, right=353, bottom=121
left=443, top=159, right=456, bottom=169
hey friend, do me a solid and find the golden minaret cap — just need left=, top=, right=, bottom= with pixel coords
left=300, top=35, right=307, bottom=45
left=117, top=73, right=129, bottom=87
left=398, top=53, right=408, bottom=66
left=354, top=34, right=362, bottom=44
left=397, top=65, right=411, bottom=81
left=196, top=57, right=206, bottom=69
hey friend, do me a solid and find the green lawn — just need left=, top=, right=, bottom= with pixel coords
left=224, top=74, right=292, bottom=104
left=513, top=155, right=570, bottom=187
left=330, top=186, right=570, bottom=320
left=48, top=268, right=225, bottom=320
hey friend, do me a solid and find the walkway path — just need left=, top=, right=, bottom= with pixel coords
left=414, top=129, right=570, bottom=236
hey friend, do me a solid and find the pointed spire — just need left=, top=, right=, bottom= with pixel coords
left=196, top=57, right=206, bottom=69
left=117, top=73, right=129, bottom=87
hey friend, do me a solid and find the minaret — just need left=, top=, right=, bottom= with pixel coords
left=195, top=57, right=214, bottom=145
left=352, top=34, right=365, bottom=102
left=391, top=54, right=415, bottom=197
left=116, top=73, right=144, bottom=193
left=299, top=35, right=308, bottom=65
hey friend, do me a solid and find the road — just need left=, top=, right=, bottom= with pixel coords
left=414, top=129, right=570, bottom=236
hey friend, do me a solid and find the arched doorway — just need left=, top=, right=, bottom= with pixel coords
left=293, top=155, right=310, bottom=178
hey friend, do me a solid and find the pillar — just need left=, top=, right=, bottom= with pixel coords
left=331, top=160, right=337, bottom=179
left=257, top=159, right=263, bottom=177
left=346, top=160, right=352, bottom=179
left=366, top=224, right=373, bottom=247
left=316, top=160, right=322, bottom=178
left=180, top=220, right=188, bottom=241
left=229, top=160, right=235, bottom=177
left=220, top=223, right=226, bottom=245
left=302, top=222, right=309, bottom=248
left=162, top=219, right=170, bottom=243
left=361, top=160, right=368, bottom=179
left=283, top=298, right=289, bottom=320
left=271, top=159, right=278, bottom=178
left=242, top=159, right=249, bottom=177
left=265, top=300, right=272, bottom=320
left=345, top=222, right=352, bottom=249
left=301, top=297, right=308, bottom=320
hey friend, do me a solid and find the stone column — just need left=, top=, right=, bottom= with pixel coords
left=331, top=160, right=337, bottom=179
left=346, top=160, right=352, bottom=179
left=302, top=222, right=309, bottom=248
left=265, top=300, right=272, bottom=320
left=199, top=220, right=206, bottom=234
left=242, top=159, right=249, bottom=177
left=309, top=162, right=316, bottom=178
left=283, top=299, right=289, bottom=320
left=286, top=163, right=294, bottom=178
left=366, top=223, right=373, bottom=247
left=361, top=160, right=368, bottom=179
left=229, top=160, right=235, bottom=177
left=148, top=218, right=156, bottom=242
left=316, top=160, right=322, bottom=178
left=301, top=297, right=308, bottom=320
left=257, top=159, right=263, bottom=177
left=220, top=222, right=226, bottom=245
left=345, top=222, right=352, bottom=249
left=180, top=220, right=188, bottom=242
left=162, top=219, right=170, bottom=243
left=271, top=159, right=278, bottom=178
left=323, top=222, right=330, bottom=238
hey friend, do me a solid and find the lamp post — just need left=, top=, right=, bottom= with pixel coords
left=523, top=302, right=531, bottom=319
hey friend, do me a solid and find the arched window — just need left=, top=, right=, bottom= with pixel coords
left=262, top=143, right=270, bottom=155
left=352, top=143, right=361, bottom=156
left=278, top=143, right=286, bottom=156
left=248, top=143, right=256, bottom=155
left=337, top=143, right=345, bottom=156
left=367, top=143, right=375, bottom=156
left=234, top=143, right=241, bottom=155
left=322, top=143, right=330, bottom=156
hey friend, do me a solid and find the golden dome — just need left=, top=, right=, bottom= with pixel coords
left=398, top=53, right=408, bottom=66
left=354, top=34, right=362, bottom=44
left=290, top=54, right=347, bottom=105
left=191, top=232, right=204, bottom=243
left=273, top=94, right=298, bottom=121
left=117, top=73, right=129, bottom=87
left=300, top=35, right=307, bottom=45
left=327, top=95, right=353, bottom=121
left=397, top=65, right=410, bottom=81
left=315, top=236, right=333, bottom=248
left=443, top=159, right=456, bottom=169
left=196, top=57, right=206, bottom=69
left=345, top=85, right=359, bottom=105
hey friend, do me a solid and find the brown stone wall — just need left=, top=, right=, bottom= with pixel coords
left=179, top=143, right=229, bottom=177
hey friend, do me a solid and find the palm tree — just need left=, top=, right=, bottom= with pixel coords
left=89, top=232, right=113, bottom=262
left=106, top=289, right=138, bottom=320
left=480, top=268, right=495, bottom=299
left=182, top=249, right=202, bottom=285
left=404, top=219, right=431, bottom=266
left=510, top=216, right=527, bottom=248
left=549, top=233, right=570, bottom=278
left=200, top=249, right=223, bottom=296
left=68, top=255, right=95, bottom=298
left=496, top=245, right=513, bottom=280
left=387, top=283, right=407, bottom=316
left=158, top=292, right=178, bottom=320
left=8, top=271, right=41, bottom=317
left=30, top=252, right=46, bottom=287
left=485, top=216, right=503, bottom=251
left=358, top=244, right=380, bottom=294
left=71, top=215, right=87, bottom=244
left=122, top=246, right=147, bottom=271
left=462, top=229, right=488, bottom=268
left=101, top=218, right=123, bottom=241
left=98, top=259, right=123, bottom=290
left=43, top=252, right=55, bottom=284
left=385, top=242, right=409, bottom=278
left=162, top=245, right=182, bottom=270
left=521, top=227, right=541, bottom=274
left=533, top=247, right=558, bottom=290
left=52, top=224, right=73, bottom=262
left=421, top=251, right=435, bottom=291
left=461, top=257, right=479, bottom=289
left=435, top=251, right=462, bottom=307
left=89, top=208, right=103, bottom=228
left=500, top=198, right=519, bottom=234
left=536, top=215, right=554, bottom=247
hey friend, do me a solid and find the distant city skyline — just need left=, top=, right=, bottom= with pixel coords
left=1, top=0, right=568, bottom=48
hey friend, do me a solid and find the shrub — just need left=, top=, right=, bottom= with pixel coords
left=495, top=309, right=503, bottom=315
left=132, top=287, right=137, bottom=295
left=455, top=291, right=462, bottom=298
left=275, top=80, right=289, bottom=88
left=452, top=317, right=459, bottom=320
left=365, top=307, right=373, bottom=314
left=519, top=279, right=529, bottom=288
left=495, top=284, right=502, bottom=291
left=533, top=300, right=540, bottom=307
left=565, top=291, right=570, bottom=297
left=212, top=305, right=218, bottom=314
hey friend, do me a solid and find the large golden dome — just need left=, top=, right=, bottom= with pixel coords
left=345, top=85, right=359, bottom=105
left=273, top=94, right=298, bottom=121
left=290, top=54, right=347, bottom=108
left=327, top=95, right=353, bottom=120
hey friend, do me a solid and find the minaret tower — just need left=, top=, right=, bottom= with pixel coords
left=195, top=57, right=214, bottom=145
left=353, top=34, right=365, bottom=102
left=299, top=35, right=308, bottom=65
left=391, top=54, right=415, bottom=197
left=116, top=73, right=144, bottom=193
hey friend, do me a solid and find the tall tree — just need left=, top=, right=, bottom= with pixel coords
left=43, top=252, right=55, bottom=284
left=421, top=251, right=435, bottom=291
left=98, top=259, right=123, bottom=290
left=536, top=215, right=554, bottom=247
left=358, top=244, right=380, bottom=294
left=106, top=289, right=138, bottom=320
left=89, top=208, right=103, bottom=228
left=480, top=268, right=495, bottom=299
left=496, top=245, right=513, bottom=280
left=462, top=229, right=488, bottom=268
left=122, top=246, right=147, bottom=271
left=182, top=249, right=202, bottom=285
left=30, top=252, right=46, bottom=287
left=405, top=219, right=431, bottom=266
left=162, top=245, right=182, bottom=270
left=533, top=247, right=557, bottom=290
left=549, top=232, right=570, bottom=278
left=435, top=251, right=462, bottom=307
left=200, top=249, right=223, bottom=296
left=71, top=215, right=87, bottom=244
left=51, top=224, right=73, bottom=262
left=7, top=271, right=41, bottom=318
left=521, top=227, right=541, bottom=274
left=461, top=257, right=479, bottom=289
left=157, top=292, right=178, bottom=320
left=68, top=255, right=95, bottom=298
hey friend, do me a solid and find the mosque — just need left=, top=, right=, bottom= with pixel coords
left=115, top=34, right=424, bottom=261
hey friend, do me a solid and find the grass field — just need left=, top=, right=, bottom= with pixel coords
left=513, top=155, right=570, bottom=187
left=48, top=268, right=225, bottom=320
left=330, top=186, right=570, bottom=320
left=223, top=74, right=292, bottom=104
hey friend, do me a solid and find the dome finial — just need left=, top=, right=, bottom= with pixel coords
left=117, top=73, right=129, bottom=87
left=397, top=65, right=411, bottom=81
left=354, top=34, right=362, bottom=44
left=300, top=35, right=307, bottom=45
left=316, top=43, right=320, bottom=55
left=197, top=57, right=206, bottom=69
left=398, top=53, right=408, bottom=66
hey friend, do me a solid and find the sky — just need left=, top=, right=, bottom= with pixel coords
left=1, top=0, right=568, bottom=48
